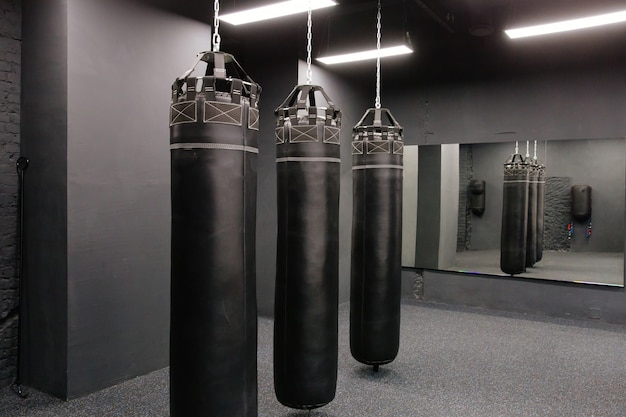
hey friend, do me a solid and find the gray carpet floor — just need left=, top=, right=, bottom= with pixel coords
left=1, top=300, right=625, bottom=417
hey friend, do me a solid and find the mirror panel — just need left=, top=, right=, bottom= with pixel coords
left=403, top=138, right=625, bottom=287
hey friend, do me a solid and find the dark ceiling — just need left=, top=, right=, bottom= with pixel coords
left=146, top=0, right=626, bottom=84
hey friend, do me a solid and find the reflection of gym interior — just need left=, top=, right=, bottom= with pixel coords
left=405, top=138, right=625, bottom=286
left=1, top=1, right=626, bottom=416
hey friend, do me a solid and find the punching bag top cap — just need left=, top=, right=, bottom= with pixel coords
left=275, top=84, right=341, bottom=127
left=173, top=51, right=261, bottom=102
left=504, top=153, right=528, bottom=168
left=353, top=108, right=403, bottom=135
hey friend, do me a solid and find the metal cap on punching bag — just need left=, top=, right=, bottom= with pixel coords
left=170, top=50, right=261, bottom=417
left=275, top=84, right=342, bottom=151
left=352, top=107, right=403, bottom=157
left=350, top=107, right=403, bottom=370
left=171, top=51, right=260, bottom=126
left=273, top=83, right=341, bottom=410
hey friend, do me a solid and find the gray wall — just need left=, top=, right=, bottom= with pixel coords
left=470, top=139, right=625, bottom=252
left=0, top=0, right=20, bottom=390
left=22, top=0, right=211, bottom=399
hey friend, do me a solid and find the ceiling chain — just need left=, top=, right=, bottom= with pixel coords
left=375, top=0, right=382, bottom=109
left=213, top=0, right=221, bottom=52
left=307, top=1, right=313, bottom=84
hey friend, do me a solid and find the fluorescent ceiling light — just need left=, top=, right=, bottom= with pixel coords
left=505, top=10, right=626, bottom=39
left=317, top=45, right=413, bottom=65
left=219, top=0, right=337, bottom=25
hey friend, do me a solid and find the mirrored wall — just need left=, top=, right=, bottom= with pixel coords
left=403, top=138, right=625, bottom=287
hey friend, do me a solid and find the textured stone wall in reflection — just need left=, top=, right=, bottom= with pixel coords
left=0, top=0, right=21, bottom=389
left=458, top=144, right=473, bottom=251
left=544, top=177, right=571, bottom=252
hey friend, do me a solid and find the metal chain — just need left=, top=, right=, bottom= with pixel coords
left=375, top=0, right=382, bottom=109
left=306, top=1, right=313, bottom=84
left=213, top=0, right=221, bottom=52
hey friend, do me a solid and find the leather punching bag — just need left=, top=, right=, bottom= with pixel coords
left=571, top=185, right=592, bottom=222
left=525, top=160, right=538, bottom=268
left=535, top=162, right=546, bottom=262
left=469, top=179, right=486, bottom=216
left=274, top=85, right=342, bottom=409
left=170, top=51, right=260, bottom=417
left=500, top=152, right=529, bottom=275
left=350, top=108, right=403, bottom=370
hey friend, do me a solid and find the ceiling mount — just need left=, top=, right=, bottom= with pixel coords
left=411, top=0, right=456, bottom=33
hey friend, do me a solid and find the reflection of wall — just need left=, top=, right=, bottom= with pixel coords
left=469, top=139, right=625, bottom=253
left=440, top=145, right=460, bottom=266
left=402, top=145, right=418, bottom=267
left=457, top=145, right=473, bottom=250
left=415, top=144, right=459, bottom=269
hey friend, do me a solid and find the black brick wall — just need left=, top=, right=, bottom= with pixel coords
left=0, top=0, right=21, bottom=389
left=544, top=176, right=571, bottom=252
left=457, top=144, right=473, bottom=251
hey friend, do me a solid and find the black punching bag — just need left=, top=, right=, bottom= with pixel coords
left=500, top=151, right=529, bottom=275
left=170, top=51, right=260, bottom=417
left=525, top=160, right=538, bottom=268
left=350, top=108, right=403, bottom=370
left=571, top=185, right=592, bottom=222
left=469, top=179, right=486, bottom=216
left=274, top=85, right=341, bottom=410
left=535, top=162, right=546, bottom=262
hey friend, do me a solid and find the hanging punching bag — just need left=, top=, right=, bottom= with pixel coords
left=170, top=51, right=260, bottom=417
left=350, top=108, right=403, bottom=371
left=274, top=84, right=341, bottom=410
left=571, top=185, right=592, bottom=222
left=500, top=151, right=529, bottom=275
left=469, top=179, right=486, bottom=216
left=525, top=160, right=538, bottom=268
left=535, top=161, right=546, bottom=262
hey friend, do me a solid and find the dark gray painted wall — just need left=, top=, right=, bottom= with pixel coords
left=0, top=0, right=21, bottom=390
left=64, top=0, right=210, bottom=398
left=22, top=0, right=211, bottom=399
left=21, top=0, right=69, bottom=398
left=470, top=139, right=625, bottom=252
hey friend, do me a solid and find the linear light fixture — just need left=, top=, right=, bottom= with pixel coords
left=505, top=10, right=626, bottom=39
left=219, top=0, right=338, bottom=25
left=317, top=45, right=413, bottom=65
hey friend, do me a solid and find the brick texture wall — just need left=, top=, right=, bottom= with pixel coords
left=457, top=144, right=473, bottom=251
left=0, top=0, right=21, bottom=389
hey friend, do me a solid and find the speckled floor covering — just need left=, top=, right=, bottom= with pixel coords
left=1, top=300, right=625, bottom=417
